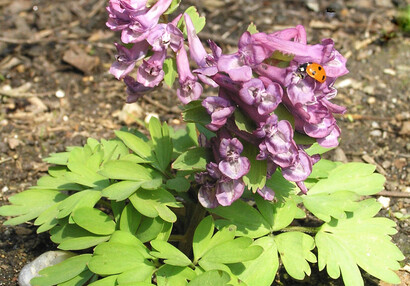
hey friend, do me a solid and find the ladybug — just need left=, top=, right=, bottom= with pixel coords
left=298, top=62, right=326, bottom=83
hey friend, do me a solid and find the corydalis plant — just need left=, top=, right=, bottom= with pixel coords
left=107, top=0, right=347, bottom=207
left=0, top=1, right=404, bottom=286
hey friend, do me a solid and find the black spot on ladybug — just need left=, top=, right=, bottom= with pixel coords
left=322, top=75, right=325, bottom=80
left=318, top=66, right=322, bottom=70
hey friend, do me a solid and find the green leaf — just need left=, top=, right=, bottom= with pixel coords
left=88, top=242, right=146, bottom=275
left=136, top=216, right=169, bottom=243
left=30, top=254, right=92, bottom=285
left=150, top=240, right=192, bottom=266
left=99, top=160, right=152, bottom=181
left=181, top=7, right=206, bottom=37
left=115, top=130, right=153, bottom=160
left=43, top=152, right=70, bottom=165
left=50, top=222, right=110, bottom=250
left=166, top=177, right=191, bottom=192
left=202, top=237, right=263, bottom=264
left=229, top=236, right=278, bottom=286
left=234, top=109, right=256, bottom=134
left=246, top=22, right=259, bottom=34
left=275, top=232, right=316, bottom=280
left=308, top=162, right=386, bottom=196
left=303, top=191, right=360, bottom=222
left=255, top=195, right=299, bottom=231
left=129, top=188, right=180, bottom=222
left=163, top=57, right=178, bottom=88
left=117, top=264, right=156, bottom=284
left=102, top=181, right=143, bottom=201
left=149, top=117, right=173, bottom=172
left=120, top=204, right=142, bottom=235
left=193, top=216, right=215, bottom=263
left=242, top=142, right=267, bottom=192
left=210, top=200, right=271, bottom=238
left=182, top=100, right=211, bottom=126
left=316, top=199, right=404, bottom=285
left=308, top=159, right=339, bottom=179
left=164, top=0, right=181, bottom=14
left=0, top=189, right=67, bottom=225
left=57, top=269, right=94, bottom=286
left=305, top=141, right=337, bottom=156
left=71, top=207, right=116, bottom=235
left=172, top=147, right=209, bottom=171
left=101, top=138, right=130, bottom=163
left=56, top=189, right=101, bottom=221
left=265, top=171, right=298, bottom=202
left=66, top=147, right=109, bottom=189
left=34, top=202, right=61, bottom=233
left=88, top=275, right=118, bottom=286
left=34, top=174, right=84, bottom=191
left=187, top=270, right=230, bottom=286
left=156, top=265, right=196, bottom=286
left=110, top=231, right=151, bottom=259
left=170, top=123, right=198, bottom=157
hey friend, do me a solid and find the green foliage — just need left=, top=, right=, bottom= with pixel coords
left=0, top=117, right=404, bottom=286
left=316, top=199, right=404, bottom=285
left=163, top=57, right=178, bottom=88
left=30, top=254, right=92, bottom=286
left=179, top=6, right=206, bottom=37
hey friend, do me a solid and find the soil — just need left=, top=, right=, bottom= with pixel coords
left=0, top=0, right=409, bottom=285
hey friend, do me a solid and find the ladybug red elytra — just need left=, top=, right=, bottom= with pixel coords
left=298, top=62, right=326, bottom=83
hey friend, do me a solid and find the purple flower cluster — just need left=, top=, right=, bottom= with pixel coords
left=107, top=3, right=348, bottom=208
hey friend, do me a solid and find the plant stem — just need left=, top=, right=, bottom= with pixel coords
left=178, top=202, right=207, bottom=257
left=281, top=225, right=320, bottom=234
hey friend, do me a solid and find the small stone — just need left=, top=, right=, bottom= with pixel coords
left=15, top=226, right=33, bottom=236
left=1, top=186, right=9, bottom=193
left=383, top=68, right=396, bottom=76
left=371, top=121, right=380, bottom=129
left=363, top=86, right=375, bottom=95
left=8, top=138, right=22, bottom=149
left=381, top=160, right=391, bottom=169
left=406, top=143, right=410, bottom=151
left=393, top=158, right=407, bottom=169
left=377, top=196, right=390, bottom=209
left=55, top=89, right=65, bottom=98
left=370, top=130, right=382, bottom=137
left=367, top=96, right=376, bottom=104
left=399, top=121, right=410, bottom=136
left=63, top=115, right=69, bottom=122
left=18, top=251, right=75, bottom=286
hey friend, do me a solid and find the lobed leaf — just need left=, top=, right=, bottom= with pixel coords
left=308, top=162, right=386, bottom=196
left=181, top=100, right=211, bottom=126
left=275, top=232, right=316, bottom=280
left=303, top=191, right=360, bottom=222
left=316, top=199, right=404, bottom=285
left=149, top=117, right=173, bottom=172
left=114, top=130, right=153, bottom=160
left=187, top=270, right=230, bottom=286
left=102, top=180, right=143, bottom=201
left=71, top=207, right=116, bottom=235
left=229, top=236, right=278, bottom=286
left=163, top=57, right=178, bottom=88
left=242, top=142, right=267, bottom=192
left=150, top=240, right=192, bottom=267
left=193, top=216, right=215, bottom=263
left=210, top=200, right=271, bottom=238
left=0, top=189, right=67, bottom=226
left=172, top=147, right=209, bottom=171
left=30, top=254, right=92, bottom=286
left=156, top=265, right=196, bottom=286
left=119, top=204, right=142, bottom=235
left=99, top=160, right=152, bottom=181
left=88, top=242, right=146, bottom=275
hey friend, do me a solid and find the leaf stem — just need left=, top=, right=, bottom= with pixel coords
left=281, top=225, right=320, bottom=234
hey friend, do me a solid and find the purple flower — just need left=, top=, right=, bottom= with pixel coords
left=217, top=31, right=264, bottom=82
left=137, top=49, right=166, bottom=87
left=254, top=115, right=294, bottom=155
left=281, top=149, right=313, bottom=182
left=108, top=0, right=173, bottom=43
left=202, top=97, right=235, bottom=131
left=146, top=23, right=184, bottom=52
left=176, top=46, right=203, bottom=104
left=110, top=41, right=149, bottom=79
left=239, top=78, right=282, bottom=115
left=257, top=186, right=275, bottom=201
left=215, top=178, right=245, bottom=206
left=123, top=75, right=153, bottom=103
left=218, top=138, right=250, bottom=180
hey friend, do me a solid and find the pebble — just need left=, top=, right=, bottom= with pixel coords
left=18, top=251, right=75, bottom=286
left=382, top=160, right=391, bottom=169
left=370, top=130, right=382, bottom=137
left=377, top=196, right=390, bottom=209
left=367, top=97, right=376, bottom=104
left=371, top=121, right=380, bottom=129
left=55, top=89, right=65, bottom=98
left=1, top=186, right=9, bottom=193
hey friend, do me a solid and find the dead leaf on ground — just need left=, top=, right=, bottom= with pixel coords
left=62, top=45, right=100, bottom=74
